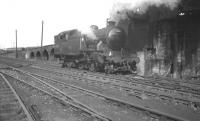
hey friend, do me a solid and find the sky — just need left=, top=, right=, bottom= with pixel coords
left=0, top=0, right=115, bottom=49
left=0, top=0, right=180, bottom=49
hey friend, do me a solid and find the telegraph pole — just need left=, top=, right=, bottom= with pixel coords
left=41, top=20, right=44, bottom=51
left=15, top=30, right=18, bottom=58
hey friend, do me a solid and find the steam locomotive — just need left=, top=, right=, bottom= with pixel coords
left=54, top=19, right=139, bottom=74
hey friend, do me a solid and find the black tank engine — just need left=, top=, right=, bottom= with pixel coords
left=54, top=20, right=139, bottom=74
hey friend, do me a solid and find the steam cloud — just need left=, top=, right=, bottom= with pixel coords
left=79, top=26, right=97, bottom=40
left=110, top=0, right=181, bottom=22
left=81, top=0, right=181, bottom=40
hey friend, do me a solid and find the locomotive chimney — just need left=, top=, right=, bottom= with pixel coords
left=90, top=25, right=98, bottom=32
left=106, top=18, right=116, bottom=27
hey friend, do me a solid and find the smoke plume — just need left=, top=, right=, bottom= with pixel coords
left=110, top=0, right=181, bottom=22
left=79, top=26, right=97, bottom=40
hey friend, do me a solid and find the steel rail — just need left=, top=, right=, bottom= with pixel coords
left=1, top=69, right=111, bottom=121
left=28, top=65, right=200, bottom=104
left=0, top=73, right=35, bottom=121
left=9, top=66, right=191, bottom=121
left=31, top=65, right=200, bottom=96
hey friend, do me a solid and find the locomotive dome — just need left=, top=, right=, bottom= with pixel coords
left=107, top=27, right=126, bottom=51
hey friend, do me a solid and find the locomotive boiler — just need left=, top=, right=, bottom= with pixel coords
left=54, top=20, right=138, bottom=74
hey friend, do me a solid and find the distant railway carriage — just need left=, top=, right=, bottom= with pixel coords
left=54, top=20, right=138, bottom=74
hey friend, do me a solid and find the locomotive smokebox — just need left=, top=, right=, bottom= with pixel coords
left=107, top=27, right=126, bottom=50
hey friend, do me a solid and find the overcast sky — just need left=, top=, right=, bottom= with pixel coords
left=0, top=0, right=115, bottom=49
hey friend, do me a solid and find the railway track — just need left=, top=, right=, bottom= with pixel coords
left=38, top=61, right=200, bottom=90
left=0, top=56, right=33, bottom=68
left=0, top=73, right=34, bottom=121
left=1, top=56, right=199, bottom=93
left=1, top=70, right=110, bottom=121
left=28, top=65, right=200, bottom=108
left=31, top=62, right=200, bottom=89
left=71, top=68, right=200, bottom=96
left=1, top=65, right=200, bottom=121
left=34, top=61, right=200, bottom=87
left=1, top=56, right=199, bottom=90
left=126, top=75, right=200, bottom=90
left=1, top=57, right=200, bottom=120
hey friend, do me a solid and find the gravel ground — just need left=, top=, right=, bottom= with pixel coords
left=17, top=66, right=200, bottom=121
left=1, top=68, right=157, bottom=121
left=4, top=74, right=100, bottom=121
left=1, top=57, right=200, bottom=121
